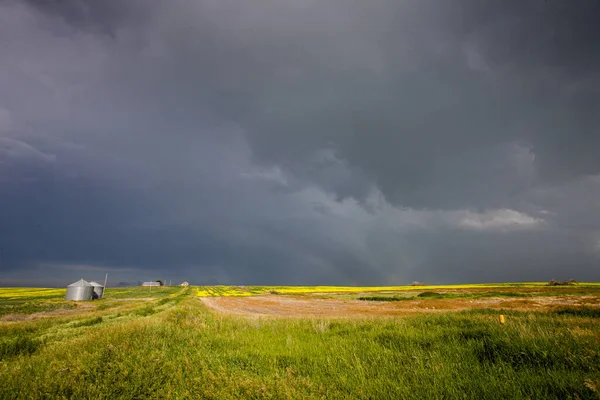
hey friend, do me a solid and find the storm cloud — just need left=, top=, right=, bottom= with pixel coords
left=1, top=0, right=599, bottom=286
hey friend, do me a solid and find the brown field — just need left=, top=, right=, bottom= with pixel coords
left=201, top=291, right=600, bottom=318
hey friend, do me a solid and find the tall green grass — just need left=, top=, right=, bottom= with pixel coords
left=1, top=289, right=599, bottom=399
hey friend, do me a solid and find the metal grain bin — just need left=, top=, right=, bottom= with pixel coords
left=89, top=281, right=104, bottom=299
left=65, top=279, right=94, bottom=301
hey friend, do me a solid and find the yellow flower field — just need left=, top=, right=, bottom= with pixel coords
left=0, top=288, right=66, bottom=299
left=195, top=282, right=600, bottom=297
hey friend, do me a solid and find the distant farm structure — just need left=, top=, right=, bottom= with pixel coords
left=65, top=279, right=94, bottom=301
left=548, top=279, right=577, bottom=286
left=65, top=278, right=105, bottom=301
left=142, top=282, right=161, bottom=287
left=88, top=281, right=104, bottom=299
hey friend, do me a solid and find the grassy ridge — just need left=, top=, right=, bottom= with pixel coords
left=0, top=287, right=182, bottom=317
left=0, top=288, right=73, bottom=317
left=103, top=286, right=182, bottom=299
left=358, top=289, right=600, bottom=302
left=0, top=287, right=599, bottom=399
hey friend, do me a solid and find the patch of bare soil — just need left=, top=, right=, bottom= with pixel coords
left=200, top=294, right=600, bottom=319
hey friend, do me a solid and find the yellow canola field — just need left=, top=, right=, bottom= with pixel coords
left=195, top=282, right=600, bottom=297
left=0, top=288, right=66, bottom=299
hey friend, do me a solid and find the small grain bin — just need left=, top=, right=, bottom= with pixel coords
left=65, top=279, right=94, bottom=301
left=89, top=281, right=104, bottom=299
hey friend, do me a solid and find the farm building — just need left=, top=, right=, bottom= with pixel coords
left=88, top=281, right=104, bottom=299
left=142, top=281, right=161, bottom=287
left=65, top=279, right=94, bottom=301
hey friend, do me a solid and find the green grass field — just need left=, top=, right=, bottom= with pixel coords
left=1, top=285, right=599, bottom=399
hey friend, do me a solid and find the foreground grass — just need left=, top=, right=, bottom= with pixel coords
left=1, top=287, right=599, bottom=399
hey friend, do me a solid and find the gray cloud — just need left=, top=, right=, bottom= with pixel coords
left=1, top=0, right=599, bottom=286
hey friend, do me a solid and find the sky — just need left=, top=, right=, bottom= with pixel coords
left=1, top=0, right=600, bottom=287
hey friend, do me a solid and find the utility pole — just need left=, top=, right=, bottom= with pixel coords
left=102, top=273, right=108, bottom=299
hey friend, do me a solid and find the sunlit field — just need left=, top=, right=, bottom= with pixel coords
left=196, top=282, right=600, bottom=297
left=0, top=288, right=67, bottom=298
left=1, top=284, right=599, bottom=399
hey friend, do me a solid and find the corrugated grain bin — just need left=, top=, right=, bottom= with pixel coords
left=65, top=279, right=94, bottom=301
left=89, top=281, right=104, bottom=299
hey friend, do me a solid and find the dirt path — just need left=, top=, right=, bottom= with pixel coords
left=200, top=294, right=600, bottom=318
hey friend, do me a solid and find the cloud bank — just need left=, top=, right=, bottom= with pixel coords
left=1, top=0, right=599, bottom=286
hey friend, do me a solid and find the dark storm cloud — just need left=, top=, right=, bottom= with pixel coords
left=1, top=0, right=599, bottom=286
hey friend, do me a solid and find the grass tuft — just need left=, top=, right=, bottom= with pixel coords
left=0, top=335, right=41, bottom=360
left=553, top=307, right=600, bottom=318
left=72, top=316, right=103, bottom=328
left=358, top=296, right=407, bottom=302
left=134, top=305, right=156, bottom=317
